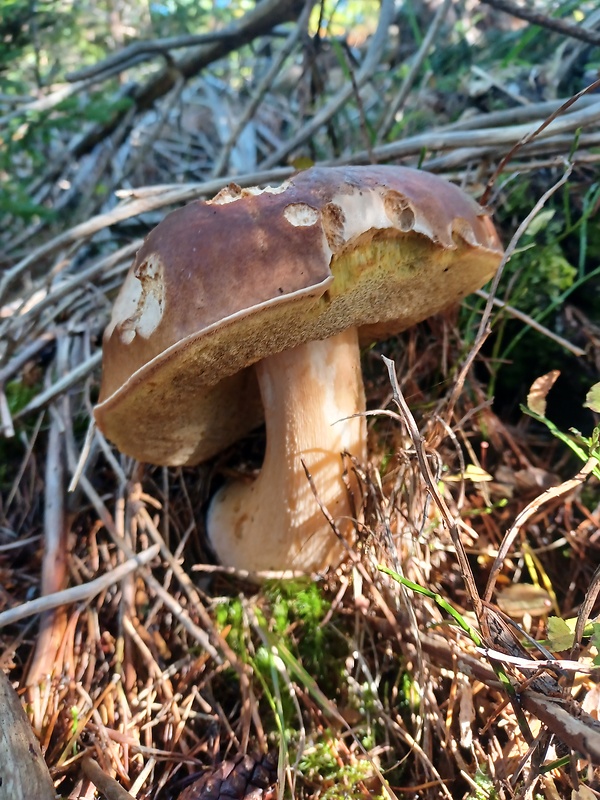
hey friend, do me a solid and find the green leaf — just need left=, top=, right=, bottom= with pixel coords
left=591, top=623, right=600, bottom=667
left=520, top=404, right=600, bottom=480
left=584, top=382, right=600, bottom=413
left=546, top=616, right=575, bottom=651
left=525, top=208, right=555, bottom=238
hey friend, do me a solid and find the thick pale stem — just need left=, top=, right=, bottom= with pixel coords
left=207, top=328, right=367, bottom=574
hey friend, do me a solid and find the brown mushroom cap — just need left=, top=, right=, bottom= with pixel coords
left=94, top=165, right=503, bottom=466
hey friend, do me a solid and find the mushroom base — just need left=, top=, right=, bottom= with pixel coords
left=206, top=328, right=367, bottom=575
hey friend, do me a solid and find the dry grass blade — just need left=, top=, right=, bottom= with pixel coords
left=382, top=355, right=483, bottom=620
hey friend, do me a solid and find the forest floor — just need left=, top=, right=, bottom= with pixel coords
left=1, top=2, right=600, bottom=798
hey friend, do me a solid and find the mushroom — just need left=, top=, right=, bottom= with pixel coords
left=94, top=166, right=503, bottom=575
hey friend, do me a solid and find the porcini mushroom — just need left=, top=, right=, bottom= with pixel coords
left=94, top=166, right=503, bottom=575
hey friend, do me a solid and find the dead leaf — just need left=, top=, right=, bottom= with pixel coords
left=496, top=584, right=552, bottom=619
left=572, top=785, right=597, bottom=799
left=527, top=370, right=560, bottom=417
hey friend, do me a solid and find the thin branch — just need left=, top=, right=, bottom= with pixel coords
left=0, top=168, right=291, bottom=306
left=259, top=0, right=396, bottom=169
left=423, top=130, right=600, bottom=172
left=0, top=332, right=56, bottom=384
left=520, top=691, right=600, bottom=763
left=213, top=1, right=315, bottom=177
left=81, top=756, right=135, bottom=800
left=5, top=241, right=139, bottom=334
left=379, top=0, right=453, bottom=140
left=474, top=289, right=586, bottom=357
left=382, top=356, right=483, bottom=620
left=441, top=164, right=574, bottom=435
left=483, top=457, right=598, bottom=604
left=0, top=72, right=134, bottom=128
left=479, top=76, right=600, bottom=205
left=66, top=29, right=268, bottom=82
left=480, top=0, right=600, bottom=46
left=572, top=562, right=600, bottom=658
left=25, top=395, right=68, bottom=686
left=6, top=94, right=597, bottom=308
left=0, top=544, right=160, bottom=629
left=335, top=98, right=600, bottom=167
left=80, top=0, right=305, bottom=161
left=437, top=96, right=599, bottom=132
left=14, top=351, right=102, bottom=419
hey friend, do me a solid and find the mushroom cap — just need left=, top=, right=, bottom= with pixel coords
left=94, top=165, right=503, bottom=466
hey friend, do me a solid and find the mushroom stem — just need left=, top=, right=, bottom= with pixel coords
left=207, top=327, right=367, bottom=574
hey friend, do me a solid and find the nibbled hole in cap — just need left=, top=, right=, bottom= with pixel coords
left=384, top=190, right=415, bottom=232
left=118, top=253, right=165, bottom=343
left=452, top=217, right=478, bottom=246
left=283, top=203, right=319, bottom=227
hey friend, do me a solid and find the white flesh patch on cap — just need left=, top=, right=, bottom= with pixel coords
left=210, top=180, right=292, bottom=205
left=333, top=186, right=450, bottom=245
left=283, top=203, right=320, bottom=227
left=106, top=253, right=165, bottom=345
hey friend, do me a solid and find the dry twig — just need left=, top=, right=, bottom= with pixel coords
left=480, top=0, right=600, bottom=46
left=0, top=545, right=160, bottom=629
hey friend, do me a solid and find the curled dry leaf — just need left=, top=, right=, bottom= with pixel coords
left=0, top=670, right=55, bottom=800
left=526, top=369, right=560, bottom=417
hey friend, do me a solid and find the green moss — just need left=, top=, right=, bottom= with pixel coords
left=297, top=737, right=385, bottom=800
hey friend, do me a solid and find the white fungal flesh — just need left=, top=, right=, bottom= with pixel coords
left=207, top=328, right=366, bottom=574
